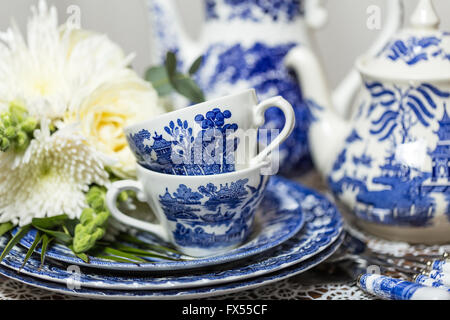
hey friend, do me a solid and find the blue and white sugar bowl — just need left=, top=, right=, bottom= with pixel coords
left=287, top=0, right=450, bottom=244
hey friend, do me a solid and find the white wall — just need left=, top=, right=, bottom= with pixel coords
left=0, top=0, right=449, bottom=88
left=0, top=0, right=152, bottom=76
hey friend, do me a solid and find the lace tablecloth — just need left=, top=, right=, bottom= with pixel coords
left=0, top=170, right=446, bottom=300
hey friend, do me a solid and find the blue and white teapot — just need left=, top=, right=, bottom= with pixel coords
left=148, top=0, right=353, bottom=174
left=287, top=0, right=450, bottom=244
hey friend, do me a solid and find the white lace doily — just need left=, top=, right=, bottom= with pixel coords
left=0, top=275, right=372, bottom=300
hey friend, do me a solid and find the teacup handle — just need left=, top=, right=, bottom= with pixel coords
left=250, top=96, right=296, bottom=165
left=105, top=180, right=170, bottom=242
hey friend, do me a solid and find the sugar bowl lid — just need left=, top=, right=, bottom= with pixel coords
left=357, top=0, right=450, bottom=82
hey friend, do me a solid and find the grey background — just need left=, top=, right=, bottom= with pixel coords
left=1, top=0, right=449, bottom=88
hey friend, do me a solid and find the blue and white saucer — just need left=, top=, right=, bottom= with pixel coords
left=0, top=234, right=344, bottom=299
left=18, top=176, right=307, bottom=271
left=2, top=178, right=343, bottom=290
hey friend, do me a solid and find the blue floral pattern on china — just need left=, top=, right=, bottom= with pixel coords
left=149, top=0, right=312, bottom=175
left=196, top=42, right=311, bottom=174
left=377, top=32, right=450, bottom=65
left=0, top=230, right=343, bottom=297
left=159, top=176, right=266, bottom=249
left=328, top=81, right=450, bottom=227
left=205, top=0, right=303, bottom=22
left=127, top=108, right=239, bottom=175
left=415, top=274, right=450, bottom=291
left=16, top=176, right=334, bottom=271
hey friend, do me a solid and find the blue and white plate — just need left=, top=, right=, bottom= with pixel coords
left=0, top=234, right=343, bottom=299
left=1, top=181, right=343, bottom=289
left=18, top=176, right=307, bottom=271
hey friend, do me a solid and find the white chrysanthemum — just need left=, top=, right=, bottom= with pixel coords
left=0, top=1, right=166, bottom=224
left=0, top=123, right=109, bottom=226
left=0, top=0, right=165, bottom=174
left=0, top=1, right=133, bottom=118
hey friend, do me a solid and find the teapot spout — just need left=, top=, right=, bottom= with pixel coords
left=149, top=0, right=203, bottom=64
left=285, top=46, right=350, bottom=176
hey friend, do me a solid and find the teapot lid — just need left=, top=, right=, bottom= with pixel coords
left=357, top=0, right=450, bottom=82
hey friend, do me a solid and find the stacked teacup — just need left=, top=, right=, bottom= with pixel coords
left=106, top=89, right=295, bottom=257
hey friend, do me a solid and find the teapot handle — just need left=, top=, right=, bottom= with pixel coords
left=332, top=0, right=404, bottom=118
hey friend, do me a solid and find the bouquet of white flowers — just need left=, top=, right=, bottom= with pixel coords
left=0, top=0, right=204, bottom=263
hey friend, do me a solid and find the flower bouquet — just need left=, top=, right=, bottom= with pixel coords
left=0, top=0, right=205, bottom=265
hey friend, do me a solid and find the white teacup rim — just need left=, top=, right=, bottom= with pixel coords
left=124, top=88, right=258, bottom=134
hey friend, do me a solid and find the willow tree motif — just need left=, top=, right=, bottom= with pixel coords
left=365, top=81, right=450, bottom=141
left=164, top=119, right=194, bottom=165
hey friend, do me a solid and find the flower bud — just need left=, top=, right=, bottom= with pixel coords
left=9, top=101, right=27, bottom=124
left=4, top=126, right=17, bottom=139
left=0, top=137, right=10, bottom=151
left=16, top=131, right=29, bottom=151
left=80, top=208, right=95, bottom=224
left=0, top=113, right=11, bottom=127
left=20, top=117, right=38, bottom=133
left=118, top=191, right=128, bottom=202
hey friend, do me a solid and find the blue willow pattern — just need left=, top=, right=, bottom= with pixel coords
left=377, top=32, right=450, bottom=65
left=160, top=176, right=267, bottom=249
left=127, top=108, right=239, bottom=175
left=328, top=82, right=450, bottom=226
left=205, top=0, right=303, bottom=22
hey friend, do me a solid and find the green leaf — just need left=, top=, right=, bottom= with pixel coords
left=62, top=225, right=70, bottom=236
left=68, top=245, right=89, bottom=263
left=40, top=234, right=53, bottom=267
left=0, top=222, right=14, bottom=237
left=33, top=226, right=72, bottom=244
left=188, top=56, right=203, bottom=75
left=113, top=243, right=179, bottom=261
left=64, top=219, right=79, bottom=237
left=32, top=214, right=68, bottom=230
left=145, top=66, right=173, bottom=96
left=94, top=255, right=141, bottom=264
left=21, top=231, right=42, bottom=269
left=102, top=247, right=147, bottom=263
left=0, top=225, right=31, bottom=262
left=75, top=252, right=89, bottom=263
left=165, top=51, right=177, bottom=77
left=117, top=233, right=148, bottom=246
left=171, top=73, right=205, bottom=103
left=117, top=233, right=181, bottom=255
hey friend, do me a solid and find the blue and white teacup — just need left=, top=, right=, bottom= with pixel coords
left=125, top=89, right=295, bottom=175
left=106, top=161, right=270, bottom=257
